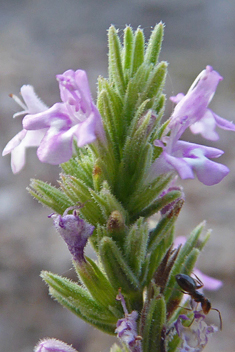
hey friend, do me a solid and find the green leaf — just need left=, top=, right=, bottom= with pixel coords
left=61, top=152, right=94, bottom=188
left=60, top=175, right=105, bottom=225
left=51, top=289, right=117, bottom=334
left=108, top=25, right=125, bottom=95
left=123, top=63, right=152, bottom=126
left=125, top=218, right=149, bottom=276
left=127, top=174, right=173, bottom=219
left=28, top=179, right=72, bottom=214
left=99, top=237, right=140, bottom=294
left=145, top=22, right=164, bottom=66
left=142, top=229, right=174, bottom=286
left=142, top=296, right=166, bottom=352
left=41, top=271, right=118, bottom=333
left=166, top=248, right=200, bottom=321
left=74, top=257, right=120, bottom=311
left=123, top=26, right=134, bottom=73
left=89, top=181, right=127, bottom=223
left=138, top=189, right=183, bottom=219
left=131, top=27, right=145, bottom=76
left=97, top=80, right=124, bottom=155
left=137, top=61, right=167, bottom=109
left=147, top=199, right=184, bottom=253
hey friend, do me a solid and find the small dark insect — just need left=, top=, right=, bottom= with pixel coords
left=175, top=273, right=222, bottom=330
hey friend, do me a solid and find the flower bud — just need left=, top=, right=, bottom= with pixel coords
left=107, top=210, right=125, bottom=233
left=34, top=338, right=78, bottom=352
left=49, top=206, right=94, bottom=262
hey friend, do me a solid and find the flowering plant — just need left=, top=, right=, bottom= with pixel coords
left=3, top=23, right=233, bottom=352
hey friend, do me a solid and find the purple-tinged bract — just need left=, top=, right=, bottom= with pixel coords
left=49, top=207, right=94, bottom=262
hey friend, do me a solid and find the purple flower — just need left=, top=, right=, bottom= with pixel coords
left=23, top=69, right=106, bottom=164
left=49, top=206, right=94, bottom=262
left=174, top=311, right=218, bottom=352
left=34, top=338, right=78, bottom=352
left=170, top=66, right=235, bottom=141
left=148, top=66, right=232, bottom=186
left=115, top=291, right=142, bottom=352
left=2, top=85, right=48, bottom=173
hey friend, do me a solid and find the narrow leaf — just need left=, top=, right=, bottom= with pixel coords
left=142, top=296, right=166, bottom=352
left=100, top=237, right=140, bottom=294
left=145, top=22, right=164, bottom=66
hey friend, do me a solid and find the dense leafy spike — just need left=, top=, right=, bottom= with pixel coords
left=142, top=296, right=166, bottom=352
left=108, top=26, right=126, bottom=95
left=123, top=26, right=134, bottom=73
left=131, top=27, right=145, bottom=76
left=99, top=237, right=140, bottom=294
left=28, top=179, right=72, bottom=214
left=145, top=22, right=164, bottom=66
left=125, top=218, right=149, bottom=276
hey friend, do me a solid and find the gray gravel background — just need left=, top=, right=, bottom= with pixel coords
left=0, top=1, right=235, bottom=352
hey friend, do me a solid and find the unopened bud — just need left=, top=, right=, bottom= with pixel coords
left=49, top=206, right=94, bottom=262
left=107, top=210, right=125, bottom=233
left=34, top=338, right=78, bottom=352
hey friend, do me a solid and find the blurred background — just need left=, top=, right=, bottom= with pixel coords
left=0, top=1, right=235, bottom=351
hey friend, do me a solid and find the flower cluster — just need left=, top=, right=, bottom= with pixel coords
left=3, top=24, right=228, bottom=352
left=148, top=65, right=235, bottom=185
left=174, top=312, right=218, bottom=352
left=3, top=70, right=105, bottom=173
left=115, top=291, right=142, bottom=352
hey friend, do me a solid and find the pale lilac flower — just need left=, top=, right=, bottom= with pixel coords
left=168, top=66, right=235, bottom=140
left=174, top=311, right=218, bottom=352
left=115, top=291, right=142, bottom=352
left=174, top=236, right=223, bottom=291
left=2, top=85, right=48, bottom=173
left=34, top=338, right=78, bottom=352
left=148, top=66, right=232, bottom=186
left=150, top=138, right=229, bottom=185
left=49, top=206, right=94, bottom=262
left=170, top=66, right=235, bottom=141
left=23, top=69, right=106, bottom=165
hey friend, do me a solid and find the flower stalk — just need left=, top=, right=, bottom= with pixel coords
left=3, top=22, right=231, bottom=352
